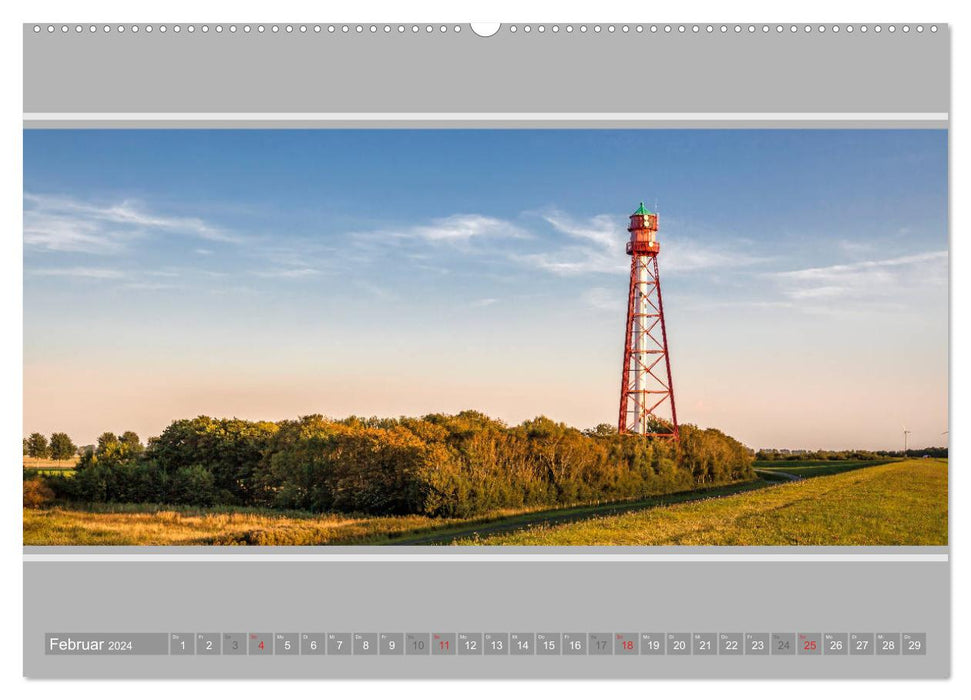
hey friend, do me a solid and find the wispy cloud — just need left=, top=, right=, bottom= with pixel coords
left=28, top=267, right=126, bottom=279
left=24, top=193, right=241, bottom=254
left=518, top=213, right=626, bottom=275
left=470, top=298, right=499, bottom=308
left=123, top=282, right=183, bottom=291
left=582, top=286, right=625, bottom=312
left=837, top=239, right=875, bottom=255
left=352, top=214, right=527, bottom=249
left=353, top=280, right=397, bottom=301
left=254, top=267, right=321, bottom=279
left=244, top=241, right=339, bottom=280
left=663, top=243, right=769, bottom=273
left=769, top=251, right=948, bottom=303
left=518, top=211, right=767, bottom=276
left=26, top=267, right=187, bottom=290
left=405, top=214, right=527, bottom=243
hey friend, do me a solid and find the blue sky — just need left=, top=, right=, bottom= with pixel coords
left=23, top=129, right=948, bottom=449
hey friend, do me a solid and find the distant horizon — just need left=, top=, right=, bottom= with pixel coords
left=24, top=129, right=948, bottom=450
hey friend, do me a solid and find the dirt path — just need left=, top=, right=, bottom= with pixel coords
left=754, top=469, right=803, bottom=482
left=386, top=480, right=776, bottom=546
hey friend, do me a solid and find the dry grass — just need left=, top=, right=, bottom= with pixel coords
left=22, top=505, right=456, bottom=546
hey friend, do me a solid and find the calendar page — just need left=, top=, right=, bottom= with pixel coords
left=21, top=21, right=949, bottom=680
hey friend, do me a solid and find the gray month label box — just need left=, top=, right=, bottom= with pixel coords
left=45, top=633, right=170, bottom=656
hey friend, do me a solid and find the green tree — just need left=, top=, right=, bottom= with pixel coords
left=584, top=423, right=618, bottom=437
left=147, top=416, right=279, bottom=505
left=120, top=431, right=144, bottom=454
left=26, top=433, right=49, bottom=458
left=170, top=465, right=217, bottom=506
left=48, top=432, right=77, bottom=460
left=72, top=436, right=150, bottom=502
left=97, top=432, right=119, bottom=452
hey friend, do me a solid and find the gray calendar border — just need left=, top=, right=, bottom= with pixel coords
left=22, top=119, right=950, bottom=130
left=23, top=23, right=949, bottom=114
left=24, top=559, right=950, bottom=678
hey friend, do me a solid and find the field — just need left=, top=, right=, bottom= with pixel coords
left=454, top=459, right=947, bottom=546
left=754, top=458, right=898, bottom=479
left=23, top=459, right=946, bottom=546
left=23, top=456, right=78, bottom=476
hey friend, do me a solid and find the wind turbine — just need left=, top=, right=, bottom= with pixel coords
left=902, top=426, right=912, bottom=454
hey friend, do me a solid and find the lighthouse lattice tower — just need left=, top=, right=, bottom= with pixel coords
left=618, top=203, right=679, bottom=439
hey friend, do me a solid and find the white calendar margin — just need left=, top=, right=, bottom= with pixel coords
left=22, top=112, right=950, bottom=121
left=23, top=552, right=949, bottom=562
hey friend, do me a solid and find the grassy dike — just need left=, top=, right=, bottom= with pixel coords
left=455, top=459, right=948, bottom=546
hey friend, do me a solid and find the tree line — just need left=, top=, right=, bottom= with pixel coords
left=755, top=447, right=948, bottom=461
left=36, top=412, right=755, bottom=517
left=23, top=432, right=81, bottom=460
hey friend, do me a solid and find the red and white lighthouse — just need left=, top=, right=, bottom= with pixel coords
left=618, top=203, right=679, bottom=439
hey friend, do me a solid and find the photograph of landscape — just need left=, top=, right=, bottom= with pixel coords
left=22, top=129, right=948, bottom=546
